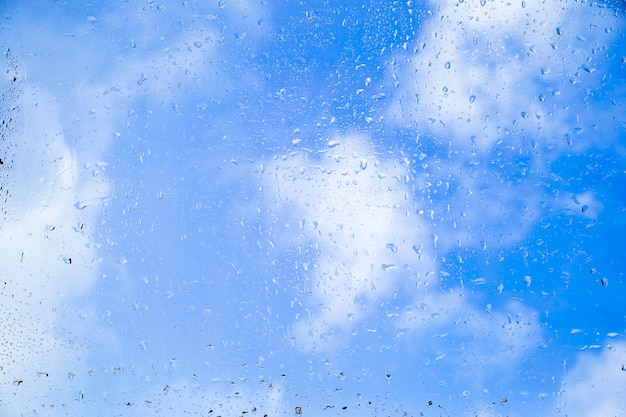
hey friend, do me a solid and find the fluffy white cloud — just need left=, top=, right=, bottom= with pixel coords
left=0, top=81, right=110, bottom=413
left=557, top=342, right=626, bottom=416
left=388, top=0, right=623, bottom=151
left=94, top=0, right=272, bottom=106
left=262, top=134, right=438, bottom=350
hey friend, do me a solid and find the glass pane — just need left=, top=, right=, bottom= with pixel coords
left=2, top=1, right=625, bottom=415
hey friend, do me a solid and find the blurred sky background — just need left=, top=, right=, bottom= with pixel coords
left=1, top=0, right=625, bottom=416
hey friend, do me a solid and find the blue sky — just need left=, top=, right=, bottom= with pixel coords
left=1, top=1, right=625, bottom=416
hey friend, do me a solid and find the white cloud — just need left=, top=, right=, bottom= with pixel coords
left=396, top=292, right=542, bottom=377
left=557, top=342, right=626, bottom=416
left=0, top=83, right=110, bottom=413
left=92, top=0, right=272, bottom=107
left=262, top=133, right=438, bottom=350
left=387, top=0, right=623, bottom=151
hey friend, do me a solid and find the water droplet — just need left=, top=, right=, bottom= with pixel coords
left=556, top=27, right=563, bottom=35
left=137, top=73, right=148, bottom=85
left=469, top=95, right=476, bottom=103
left=444, top=61, right=451, bottom=69
left=327, top=140, right=340, bottom=148
left=386, top=243, right=398, bottom=253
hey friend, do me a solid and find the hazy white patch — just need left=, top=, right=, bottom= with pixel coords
left=569, top=190, right=603, bottom=219
left=544, top=187, right=605, bottom=220
left=392, top=293, right=543, bottom=415
left=2, top=87, right=109, bottom=297
left=388, top=1, right=623, bottom=151
left=264, top=134, right=437, bottom=351
left=95, top=1, right=271, bottom=106
left=557, top=342, right=626, bottom=416
left=397, top=295, right=541, bottom=368
left=0, top=85, right=110, bottom=413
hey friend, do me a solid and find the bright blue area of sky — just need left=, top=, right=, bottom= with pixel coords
left=1, top=1, right=626, bottom=416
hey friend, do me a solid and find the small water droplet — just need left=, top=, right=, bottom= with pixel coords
left=444, top=61, right=451, bottom=69
left=556, top=27, right=563, bottom=35
left=469, top=95, right=476, bottom=103
left=386, top=243, right=398, bottom=253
